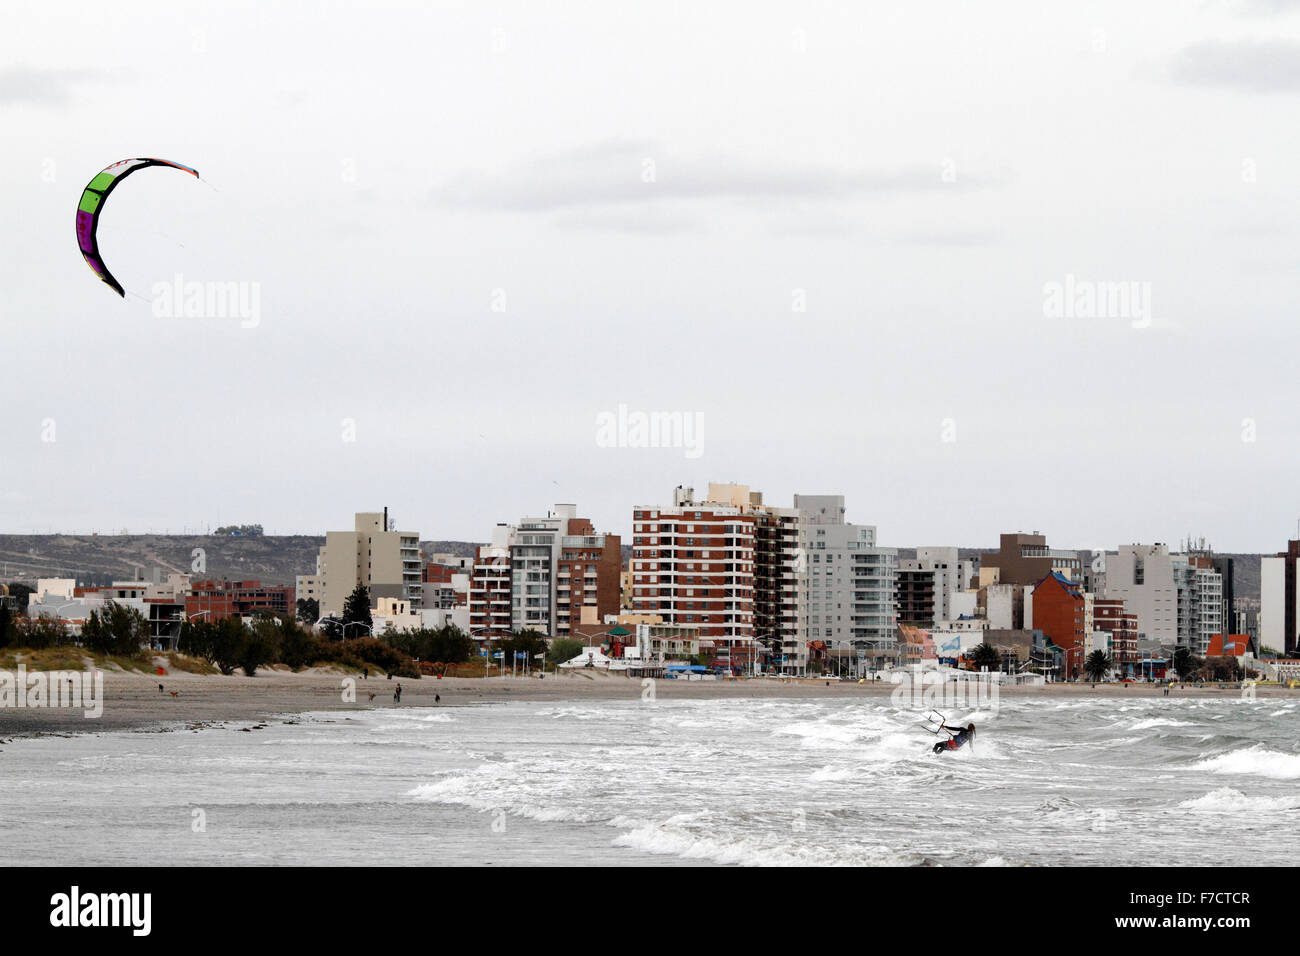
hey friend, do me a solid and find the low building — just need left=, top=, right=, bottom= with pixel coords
left=186, top=579, right=295, bottom=624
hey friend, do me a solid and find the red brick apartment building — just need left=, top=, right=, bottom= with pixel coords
left=557, top=518, right=622, bottom=639
left=1031, top=571, right=1085, bottom=678
left=469, top=541, right=512, bottom=638
left=630, top=488, right=757, bottom=670
left=185, top=580, right=295, bottom=622
left=1093, top=598, right=1139, bottom=672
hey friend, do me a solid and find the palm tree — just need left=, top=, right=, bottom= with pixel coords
left=969, top=642, right=1002, bottom=672
left=1084, top=649, right=1113, bottom=682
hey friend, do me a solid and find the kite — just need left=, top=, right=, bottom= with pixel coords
left=75, top=158, right=200, bottom=297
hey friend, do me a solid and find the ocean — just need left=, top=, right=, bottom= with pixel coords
left=2, top=694, right=1297, bottom=866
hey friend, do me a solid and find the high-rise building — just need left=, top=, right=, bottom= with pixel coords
left=467, top=505, right=620, bottom=639
left=469, top=530, right=512, bottom=638
left=1092, top=598, right=1138, bottom=674
left=982, top=533, right=1083, bottom=586
left=1212, top=555, right=1236, bottom=637
left=1260, top=541, right=1300, bottom=656
left=896, top=547, right=977, bottom=627
left=752, top=499, right=803, bottom=673
left=1176, top=556, right=1223, bottom=655
left=422, top=555, right=470, bottom=611
left=1031, top=571, right=1086, bottom=676
left=318, top=509, right=423, bottom=617
left=557, top=518, right=623, bottom=639
left=631, top=485, right=758, bottom=672
left=1102, top=543, right=1223, bottom=653
left=794, top=494, right=896, bottom=673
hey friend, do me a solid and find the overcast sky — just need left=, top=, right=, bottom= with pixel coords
left=3, top=0, right=1299, bottom=553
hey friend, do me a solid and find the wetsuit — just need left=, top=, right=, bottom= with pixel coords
left=932, top=725, right=974, bottom=754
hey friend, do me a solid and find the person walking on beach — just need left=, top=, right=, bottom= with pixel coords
left=394, top=682, right=402, bottom=704
left=933, top=722, right=976, bottom=754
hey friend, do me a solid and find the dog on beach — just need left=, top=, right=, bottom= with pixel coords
left=367, top=692, right=376, bottom=701
left=170, top=691, right=179, bottom=697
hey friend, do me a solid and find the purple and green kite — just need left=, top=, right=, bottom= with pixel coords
left=76, top=158, right=199, bottom=297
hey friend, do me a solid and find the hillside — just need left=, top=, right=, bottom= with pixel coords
left=0, top=535, right=482, bottom=587
left=0, top=536, right=1267, bottom=601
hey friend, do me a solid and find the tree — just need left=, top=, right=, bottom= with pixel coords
left=1205, top=656, right=1241, bottom=682
left=239, top=618, right=280, bottom=676
left=341, top=637, right=407, bottom=677
left=342, top=584, right=372, bottom=631
left=415, top=625, right=475, bottom=663
left=18, top=615, right=70, bottom=649
left=969, top=643, right=1002, bottom=673
left=296, top=598, right=319, bottom=625
left=178, top=618, right=217, bottom=663
left=547, top=637, right=583, bottom=666
left=81, top=602, right=149, bottom=655
left=495, top=630, right=548, bottom=673
left=1173, top=646, right=1201, bottom=681
left=211, top=616, right=248, bottom=675
left=279, top=619, right=320, bottom=671
left=1084, top=650, right=1113, bottom=682
left=6, top=583, right=34, bottom=613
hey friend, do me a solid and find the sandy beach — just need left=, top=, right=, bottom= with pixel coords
left=1, top=657, right=1293, bottom=739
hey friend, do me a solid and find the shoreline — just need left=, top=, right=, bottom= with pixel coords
left=1, top=663, right=1293, bottom=740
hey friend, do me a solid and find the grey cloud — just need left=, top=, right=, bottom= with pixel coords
left=431, top=139, right=1008, bottom=213
left=898, top=229, right=1000, bottom=248
left=552, top=206, right=703, bottom=235
left=1170, top=39, right=1300, bottom=91
left=0, top=66, right=115, bottom=107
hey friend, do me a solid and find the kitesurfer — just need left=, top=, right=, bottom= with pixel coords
left=932, top=722, right=975, bottom=754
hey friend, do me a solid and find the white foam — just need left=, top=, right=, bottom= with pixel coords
left=1179, top=787, right=1300, bottom=812
left=1127, top=718, right=1194, bottom=731
left=611, top=821, right=909, bottom=867
left=1192, top=746, right=1300, bottom=780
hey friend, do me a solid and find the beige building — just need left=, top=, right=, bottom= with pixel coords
left=319, top=510, right=423, bottom=617
left=296, top=574, right=323, bottom=608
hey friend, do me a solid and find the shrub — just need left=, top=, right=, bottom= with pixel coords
left=211, top=617, right=249, bottom=676
left=18, top=615, right=71, bottom=650
left=547, top=637, right=583, bottom=665
left=240, top=619, right=281, bottom=676
left=278, top=620, right=321, bottom=671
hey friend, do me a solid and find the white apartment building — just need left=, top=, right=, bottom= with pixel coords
left=1260, top=555, right=1294, bottom=655
left=1103, top=543, right=1223, bottom=652
left=896, top=547, right=977, bottom=627
left=794, top=494, right=896, bottom=670
left=468, top=505, right=620, bottom=639
left=318, top=510, right=423, bottom=617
